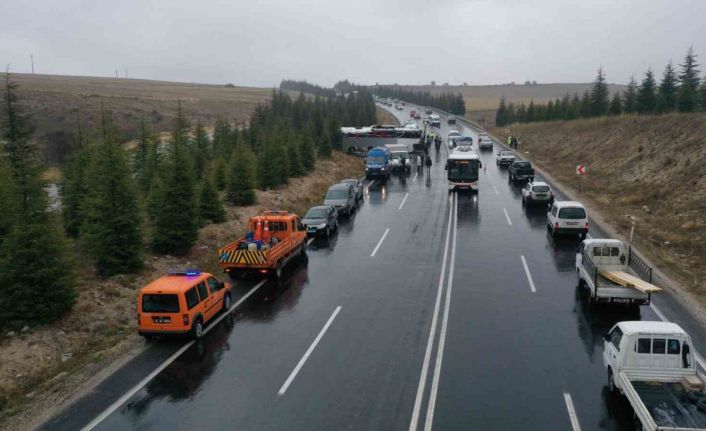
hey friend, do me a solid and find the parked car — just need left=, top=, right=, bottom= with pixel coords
left=425, top=108, right=433, bottom=115
left=478, top=133, right=493, bottom=150
left=521, top=181, right=554, bottom=206
left=414, top=113, right=421, bottom=119
left=496, top=150, right=515, bottom=166
left=547, top=201, right=589, bottom=239
left=340, top=178, right=364, bottom=201
left=302, top=205, right=338, bottom=237
left=447, top=115, right=456, bottom=125
left=447, top=130, right=461, bottom=148
left=509, top=160, right=535, bottom=182
left=324, top=183, right=356, bottom=215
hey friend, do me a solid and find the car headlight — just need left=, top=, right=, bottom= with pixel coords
left=317, top=223, right=327, bottom=229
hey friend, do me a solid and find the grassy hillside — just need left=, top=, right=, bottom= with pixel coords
left=2, top=73, right=273, bottom=164
left=493, top=114, right=706, bottom=302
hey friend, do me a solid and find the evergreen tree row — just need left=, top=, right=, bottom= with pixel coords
left=496, top=47, right=706, bottom=127
left=373, top=86, right=466, bottom=116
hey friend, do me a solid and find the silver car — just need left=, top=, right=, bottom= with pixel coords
left=324, top=183, right=356, bottom=216
left=521, top=181, right=554, bottom=206
left=340, top=178, right=364, bottom=201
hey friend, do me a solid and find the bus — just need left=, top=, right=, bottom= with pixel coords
left=341, top=126, right=423, bottom=154
left=446, top=146, right=482, bottom=191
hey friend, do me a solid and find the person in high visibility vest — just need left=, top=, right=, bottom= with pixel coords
left=507, top=135, right=512, bottom=146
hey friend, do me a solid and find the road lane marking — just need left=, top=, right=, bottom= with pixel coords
left=492, top=183, right=499, bottom=195
left=307, top=238, right=314, bottom=246
left=408, top=193, right=454, bottom=431
left=503, top=208, right=512, bottom=226
left=370, top=228, right=390, bottom=257
left=277, top=306, right=342, bottom=396
left=563, top=392, right=582, bottom=431
left=424, top=193, right=458, bottom=431
left=412, top=172, right=418, bottom=183
left=650, top=303, right=706, bottom=370
left=520, top=255, right=537, bottom=293
left=365, top=180, right=376, bottom=191
left=398, top=193, right=409, bottom=210
left=80, top=279, right=267, bottom=431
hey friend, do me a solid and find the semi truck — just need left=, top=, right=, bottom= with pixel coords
left=576, top=239, right=661, bottom=305
left=218, top=211, right=307, bottom=280
left=604, top=321, right=706, bottom=430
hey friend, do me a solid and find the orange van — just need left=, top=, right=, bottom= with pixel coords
left=137, top=270, right=232, bottom=339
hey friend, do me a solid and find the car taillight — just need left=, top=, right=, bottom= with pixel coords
left=555, top=222, right=559, bottom=229
left=585, top=222, right=589, bottom=230
left=182, top=314, right=189, bottom=326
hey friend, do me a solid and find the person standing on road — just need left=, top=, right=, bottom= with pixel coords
left=416, top=154, right=423, bottom=173
left=425, top=153, right=432, bottom=174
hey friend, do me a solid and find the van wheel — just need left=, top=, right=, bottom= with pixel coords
left=223, top=293, right=232, bottom=311
left=274, top=261, right=283, bottom=280
left=608, top=369, right=618, bottom=394
left=192, top=318, right=204, bottom=339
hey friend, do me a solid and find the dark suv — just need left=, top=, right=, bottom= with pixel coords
left=509, top=160, right=535, bottom=183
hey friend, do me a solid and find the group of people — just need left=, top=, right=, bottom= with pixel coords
left=507, top=135, right=519, bottom=149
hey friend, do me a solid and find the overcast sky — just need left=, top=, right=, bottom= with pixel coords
left=1, top=0, right=704, bottom=88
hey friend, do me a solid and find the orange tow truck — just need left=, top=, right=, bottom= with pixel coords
left=218, top=211, right=308, bottom=280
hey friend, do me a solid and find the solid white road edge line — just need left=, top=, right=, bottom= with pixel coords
left=80, top=279, right=268, bottom=431
left=307, top=238, right=314, bottom=246
left=277, top=306, right=342, bottom=396
left=398, top=193, right=410, bottom=210
left=563, top=392, right=582, bottom=431
left=503, top=208, right=512, bottom=226
left=424, top=193, right=458, bottom=431
left=520, top=255, right=537, bottom=293
left=370, top=228, right=390, bottom=257
left=649, top=303, right=706, bottom=370
left=408, top=193, right=455, bottom=431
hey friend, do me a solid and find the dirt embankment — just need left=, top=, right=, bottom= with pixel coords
left=492, top=113, right=706, bottom=304
left=0, top=152, right=363, bottom=431
left=376, top=106, right=399, bottom=125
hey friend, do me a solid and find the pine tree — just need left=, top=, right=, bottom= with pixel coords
left=227, top=144, right=256, bottom=205
left=287, top=137, right=305, bottom=177
left=0, top=158, right=16, bottom=243
left=151, top=103, right=198, bottom=256
left=609, top=92, right=623, bottom=116
left=256, top=138, right=279, bottom=189
left=198, top=176, right=225, bottom=224
left=134, top=113, right=149, bottom=179
left=213, top=157, right=227, bottom=190
left=192, top=120, right=209, bottom=180
left=81, top=112, right=143, bottom=275
left=656, top=61, right=678, bottom=113
left=60, top=145, right=90, bottom=237
left=146, top=175, right=165, bottom=221
left=677, top=47, right=701, bottom=113
left=0, top=73, right=76, bottom=327
left=141, top=128, right=160, bottom=193
left=623, top=76, right=638, bottom=114
left=579, top=91, right=591, bottom=117
left=299, top=131, right=316, bottom=171
left=212, top=117, right=232, bottom=159
left=496, top=97, right=508, bottom=126
left=637, top=69, right=657, bottom=114
left=590, top=67, right=610, bottom=117
left=317, top=127, right=332, bottom=158
left=700, top=78, right=706, bottom=111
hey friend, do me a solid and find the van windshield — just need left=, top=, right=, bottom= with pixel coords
left=367, top=156, right=385, bottom=164
left=326, top=189, right=348, bottom=199
left=305, top=208, right=327, bottom=218
left=558, top=207, right=587, bottom=219
left=142, top=294, right=179, bottom=313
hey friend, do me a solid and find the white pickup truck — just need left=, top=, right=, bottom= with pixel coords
left=576, top=239, right=660, bottom=306
left=604, top=321, right=706, bottom=431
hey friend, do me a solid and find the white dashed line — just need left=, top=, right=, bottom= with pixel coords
left=370, top=228, right=390, bottom=257
left=398, top=193, right=409, bottom=210
left=563, top=392, right=582, bottom=431
left=412, top=173, right=418, bottom=183
left=503, top=208, right=512, bottom=226
left=520, top=255, right=537, bottom=293
left=492, top=184, right=499, bottom=195
left=277, top=306, right=342, bottom=396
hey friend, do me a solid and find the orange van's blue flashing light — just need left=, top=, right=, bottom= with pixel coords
left=167, top=269, right=202, bottom=276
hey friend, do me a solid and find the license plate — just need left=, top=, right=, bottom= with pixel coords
left=534, top=194, right=546, bottom=198
left=152, top=316, right=171, bottom=323
left=612, top=298, right=631, bottom=304
left=566, top=222, right=578, bottom=226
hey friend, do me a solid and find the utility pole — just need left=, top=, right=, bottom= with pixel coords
left=30, top=54, right=35, bottom=74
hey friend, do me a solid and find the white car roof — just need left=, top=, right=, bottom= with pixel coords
left=530, top=181, right=549, bottom=187
left=554, top=200, right=585, bottom=208
left=448, top=131, right=461, bottom=136
left=617, top=321, right=685, bottom=336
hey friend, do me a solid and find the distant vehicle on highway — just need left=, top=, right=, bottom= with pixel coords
left=446, top=146, right=482, bottom=191
left=425, top=108, right=433, bottom=115
left=219, top=210, right=307, bottom=280
left=521, top=181, right=554, bottom=206
left=447, top=130, right=461, bottom=148
left=429, top=114, right=441, bottom=128
left=478, top=133, right=493, bottom=150
left=386, top=143, right=412, bottom=173
left=603, top=321, right=702, bottom=431
left=452, top=135, right=473, bottom=150
left=447, top=115, right=456, bottom=125
left=138, top=270, right=231, bottom=339
left=339, top=178, right=364, bottom=201
left=547, top=201, right=588, bottom=239
left=410, top=110, right=416, bottom=118
left=324, top=183, right=357, bottom=216
left=576, top=238, right=661, bottom=306
left=302, top=205, right=338, bottom=238
left=496, top=150, right=515, bottom=166
left=414, top=112, right=421, bottom=119
left=365, top=146, right=391, bottom=180
left=508, top=160, right=535, bottom=182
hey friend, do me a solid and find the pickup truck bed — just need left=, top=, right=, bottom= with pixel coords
left=632, top=380, right=706, bottom=429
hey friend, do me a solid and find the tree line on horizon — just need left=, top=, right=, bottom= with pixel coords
left=0, top=75, right=376, bottom=329
left=495, top=47, right=706, bottom=126
left=373, top=86, right=466, bottom=116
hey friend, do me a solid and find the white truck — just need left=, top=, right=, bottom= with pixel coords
left=604, top=321, right=706, bottom=431
left=385, top=143, right=412, bottom=173
left=576, top=239, right=661, bottom=306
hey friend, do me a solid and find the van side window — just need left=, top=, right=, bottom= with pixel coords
left=610, top=247, right=619, bottom=256
left=207, top=277, right=220, bottom=294
left=652, top=339, right=666, bottom=354
left=637, top=338, right=652, bottom=353
left=609, top=327, right=623, bottom=350
left=185, top=287, right=200, bottom=310
left=196, top=282, right=209, bottom=301
left=667, top=339, right=680, bottom=354
left=593, top=247, right=601, bottom=257
left=551, top=206, right=558, bottom=217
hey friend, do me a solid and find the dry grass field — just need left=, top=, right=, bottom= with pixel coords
left=490, top=113, right=706, bottom=306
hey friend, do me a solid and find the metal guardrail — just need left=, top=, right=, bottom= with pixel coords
left=628, top=246, right=653, bottom=283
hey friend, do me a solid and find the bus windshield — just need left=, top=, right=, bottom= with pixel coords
left=448, top=160, right=478, bottom=181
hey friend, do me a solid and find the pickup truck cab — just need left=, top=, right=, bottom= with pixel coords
left=496, top=150, right=515, bottom=166
left=576, top=238, right=660, bottom=305
left=508, top=160, right=535, bottom=182
left=548, top=201, right=588, bottom=238
left=219, top=211, right=307, bottom=280
left=604, top=321, right=706, bottom=431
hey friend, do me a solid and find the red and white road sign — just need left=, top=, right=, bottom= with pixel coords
left=576, top=165, right=586, bottom=175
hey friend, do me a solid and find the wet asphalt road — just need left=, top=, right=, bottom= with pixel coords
left=40, top=105, right=706, bottom=431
